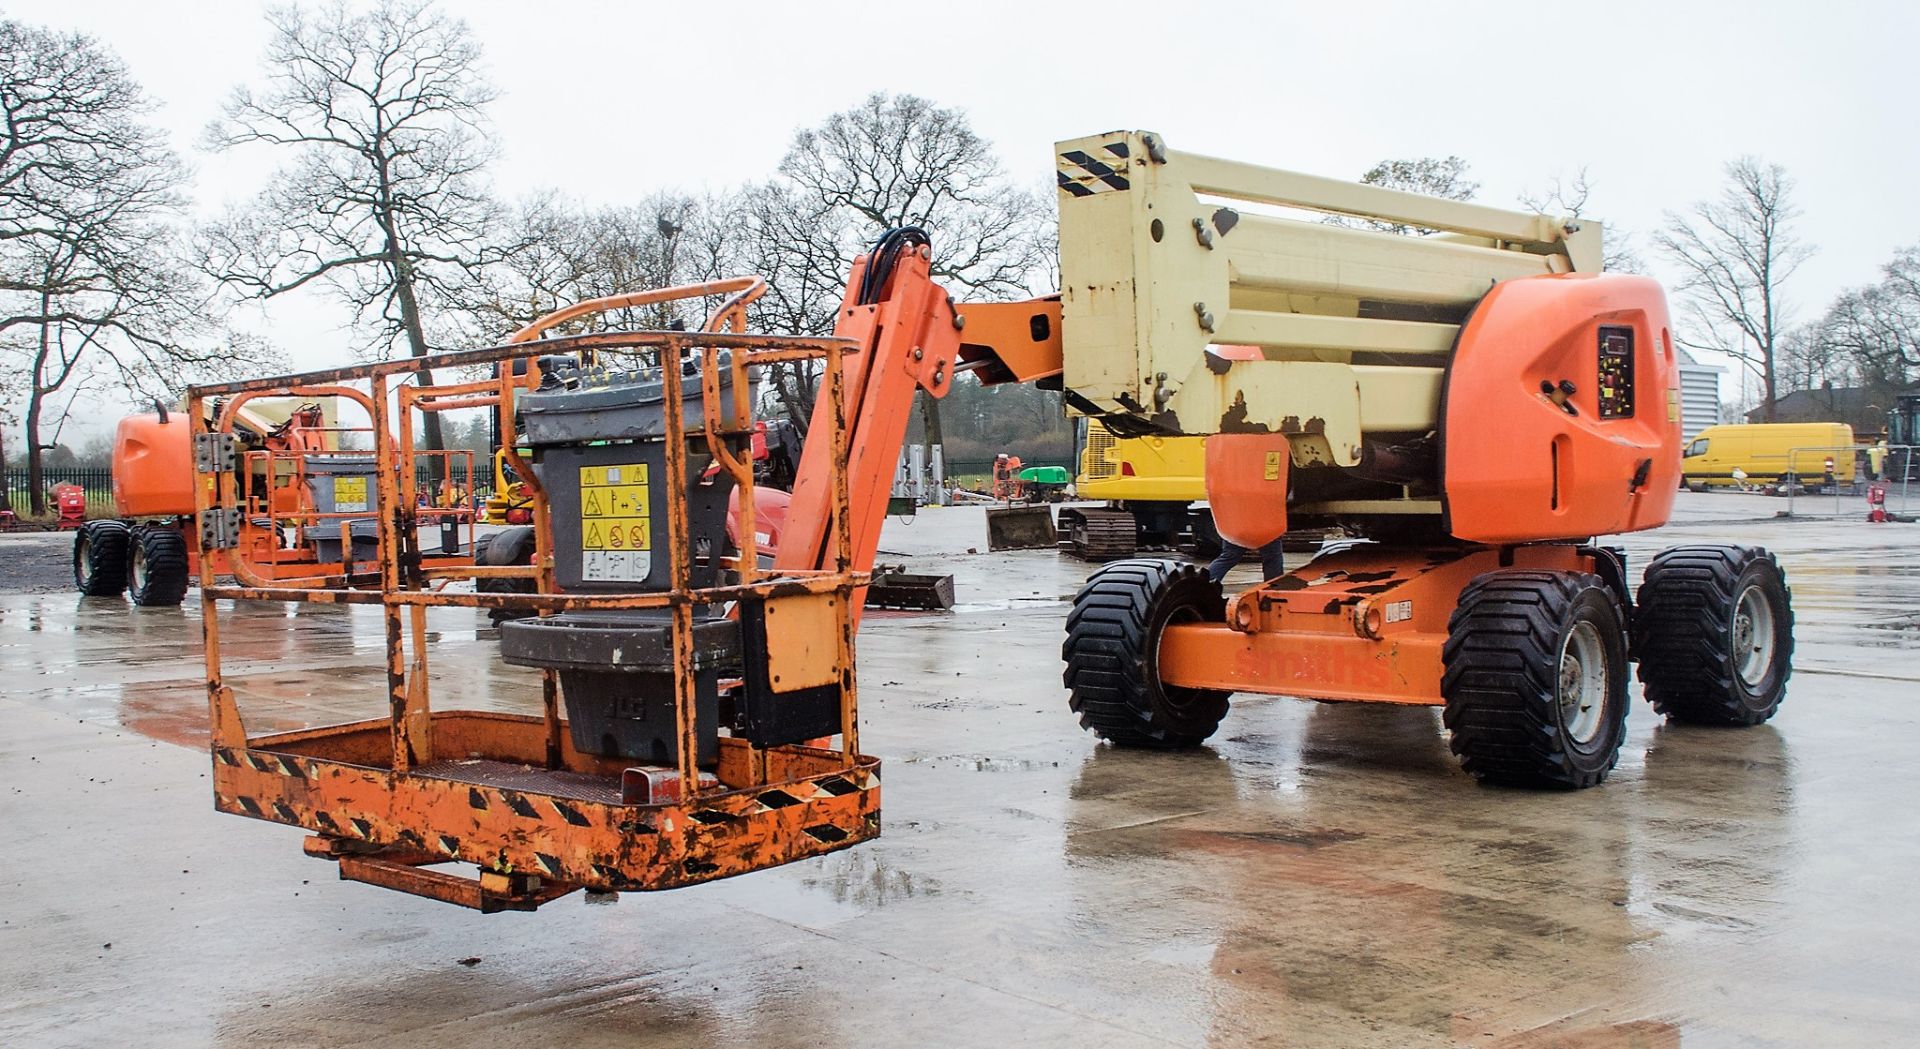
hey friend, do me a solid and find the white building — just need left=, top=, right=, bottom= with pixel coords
left=1676, top=348, right=1723, bottom=442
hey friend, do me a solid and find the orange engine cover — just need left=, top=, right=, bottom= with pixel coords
left=112, top=412, right=195, bottom=518
left=1443, top=273, right=1680, bottom=543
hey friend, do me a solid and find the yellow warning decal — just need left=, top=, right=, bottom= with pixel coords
left=333, top=476, right=369, bottom=513
left=578, top=464, right=648, bottom=487
left=579, top=463, right=651, bottom=558
left=1263, top=451, right=1283, bottom=481
left=581, top=519, right=651, bottom=551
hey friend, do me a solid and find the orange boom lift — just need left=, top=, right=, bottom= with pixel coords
left=190, top=131, right=1794, bottom=910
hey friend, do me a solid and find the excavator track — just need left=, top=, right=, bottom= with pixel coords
left=1071, top=508, right=1138, bottom=562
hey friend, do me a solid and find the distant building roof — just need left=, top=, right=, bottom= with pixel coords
left=1747, top=385, right=1916, bottom=431
left=1676, top=346, right=1722, bottom=370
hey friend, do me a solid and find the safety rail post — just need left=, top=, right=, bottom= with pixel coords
left=824, top=329, right=859, bottom=768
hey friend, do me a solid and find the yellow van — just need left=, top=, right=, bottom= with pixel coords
left=1681, top=422, right=1857, bottom=489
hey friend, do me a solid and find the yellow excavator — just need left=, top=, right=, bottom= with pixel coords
left=480, top=446, right=533, bottom=525
left=1058, top=420, right=1211, bottom=560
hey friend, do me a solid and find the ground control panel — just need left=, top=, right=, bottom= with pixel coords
left=1596, top=326, right=1635, bottom=419
left=498, top=356, right=744, bottom=765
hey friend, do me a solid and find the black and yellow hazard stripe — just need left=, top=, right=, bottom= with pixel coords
left=1057, top=140, right=1133, bottom=197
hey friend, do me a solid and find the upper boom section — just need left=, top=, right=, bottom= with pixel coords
left=1054, top=130, right=1602, bottom=465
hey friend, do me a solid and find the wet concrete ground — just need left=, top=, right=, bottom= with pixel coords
left=2, top=493, right=1916, bottom=1047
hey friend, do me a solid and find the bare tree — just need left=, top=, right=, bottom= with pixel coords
left=1777, top=322, right=1849, bottom=393
left=1330, top=156, right=1478, bottom=235
left=1518, top=168, right=1644, bottom=273
left=202, top=0, right=509, bottom=459
left=1657, top=158, right=1813, bottom=422
left=1813, top=253, right=1919, bottom=403
left=773, top=93, right=1052, bottom=443
left=784, top=93, right=1051, bottom=298
left=731, top=181, right=857, bottom=430
left=2, top=18, right=234, bottom=514
left=476, top=191, right=736, bottom=336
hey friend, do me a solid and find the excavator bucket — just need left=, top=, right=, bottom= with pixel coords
left=986, top=504, right=1056, bottom=551
left=865, top=568, right=955, bottom=611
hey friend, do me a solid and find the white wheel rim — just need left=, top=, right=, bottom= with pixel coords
left=131, top=543, right=147, bottom=591
left=77, top=536, right=92, bottom=585
left=1733, top=584, right=1776, bottom=688
left=1558, top=620, right=1609, bottom=745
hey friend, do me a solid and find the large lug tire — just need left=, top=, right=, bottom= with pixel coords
left=127, top=526, right=191, bottom=607
left=1634, top=545, right=1793, bottom=726
left=475, top=526, right=538, bottom=624
left=1063, top=559, right=1230, bottom=748
left=1441, top=570, right=1631, bottom=789
left=74, top=521, right=131, bottom=597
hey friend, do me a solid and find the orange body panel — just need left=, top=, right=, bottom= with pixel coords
left=954, top=297, right=1062, bottom=386
left=1443, top=273, right=1680, bottom=543
left=111, top=412, right=195, bottom=517
left=1157, top=544, right=1594, bottom=704
left=1204, top=432, right=1291, bottom=548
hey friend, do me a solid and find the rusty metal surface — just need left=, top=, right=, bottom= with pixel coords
left=211, top=721, right=881, bottom=893
left=186, top=279, right=878, bottom=908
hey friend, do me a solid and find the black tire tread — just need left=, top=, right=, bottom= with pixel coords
left=1062, top=558, right=1228, bottom=748
left=477, top=526, right=538, bottom=624
left=128, top=526, right=191, bottom=607
left=1441, top=570, right=1628, bottom=790
left=1634, top=544, right=1793, bottom=726
left=75, top=521, right=131, bottom=597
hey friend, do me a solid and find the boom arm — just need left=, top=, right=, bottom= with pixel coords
left=777, top=131, right=1674, bottom=582
left=774, top=232, right=964, bottom=618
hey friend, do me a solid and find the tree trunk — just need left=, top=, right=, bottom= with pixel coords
left=774, top=361, right=817, bottom=438
left=27, top=314, right=52, bottom=516
left=25, top=386, right=46, bottom=518
left=383, top=223, right=447, bottom=488
left=918, top=391, right=944, bottom=495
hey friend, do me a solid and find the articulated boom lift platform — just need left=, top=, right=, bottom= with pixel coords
left=191, top=280, right=878, bottom=911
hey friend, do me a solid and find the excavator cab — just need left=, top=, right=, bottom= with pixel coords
left=1888, top=393, right=1920, bottom=483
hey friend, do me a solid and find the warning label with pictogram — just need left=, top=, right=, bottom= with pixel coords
left=579, top=462, right=651, bottom=581
left=333, top=476, right=370, bottom=513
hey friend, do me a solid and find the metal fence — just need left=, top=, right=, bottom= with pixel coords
left=1778, top=445, right=1917, bottom=518
left=2, top=466, right=113, bottom=516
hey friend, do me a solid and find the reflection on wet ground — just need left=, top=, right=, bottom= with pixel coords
left=2, top=496, right=1916, bottom=1047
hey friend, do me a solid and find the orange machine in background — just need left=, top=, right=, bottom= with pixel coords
left=75, top=398, right=476, bottom=606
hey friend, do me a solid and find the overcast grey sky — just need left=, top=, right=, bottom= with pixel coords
left=11, top=0, right=1918, bottom=429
